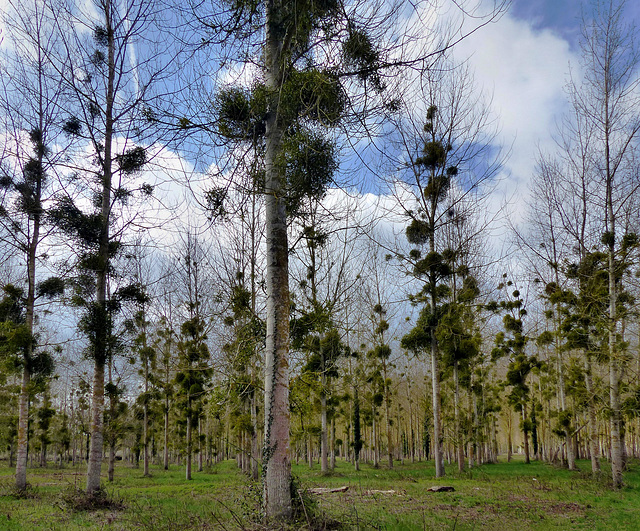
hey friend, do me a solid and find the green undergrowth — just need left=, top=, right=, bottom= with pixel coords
left=0, top=457, right=639, bottom=529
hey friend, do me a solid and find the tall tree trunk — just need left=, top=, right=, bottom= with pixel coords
left=15, top=368, right=31, bottom=490
left=86, top=0, right=115, bottom=494
left=353, top=388, right=361, bottom=471
left=585, top=356, right=601, bottom=474
left=143, top=357, right=150, bottom=477
left=107, top=359, right=115, bottom=482
left=198, top=415, right=203, bottom=472
left=453, top=361, right=464, bottom=472
left=522, top=405, right=530, bottom=464
left=507, top=411, right=512, bottom=462
left=262, top=0, right=291, bottom=518
left=16, top=128, right=42, bottom=488
left=186, top=408, right=192, bottom=480
left=108, top=442, right=115, bottom=482
left=606, top=151, right=623, bottom=488
left=330, top=416, right=336, bottom=470
left=383, top=362, right=393, bottom=469
left=556, top=318, right=575, bottom=470
left=40, top=439, right=46, bottom=468
left=250, top=388, right=259, bottom=480
left=163, top=397, right=169, bottom=470
left=372, top=409, right=379, bottom=467
left=431, top=336, right=444, bottom=477
left=321, top=360, right=328, bottom=473
left=86, top=359, right=105, bottom=493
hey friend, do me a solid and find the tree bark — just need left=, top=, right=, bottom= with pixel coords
left=86, top=359, right=105, bottom=493
left=383, top=361, right=393, bottom=469
left=431, top=337, right=444, bottom=477
left=143, top=354, right=150, bottom=477
left=453, top=361, right=464, bottom=472
left=262, top=0, right=291, bottom=518
left=186, top=406, right=192, bottom=480
left=522, top=405, right=530, bottom=464
left=163, top=396, right=169, bottom=470
left=15, top=369, right=31, bottom=490
left=320, top=399, right=328, bottom=473
left=321, top=360, right=328, bottom=473
left=330, top=415, right=336, bottom=470
left=86, top=0, right=114, bottom=494
left=250, top=389, right=259, bottom=480
left=108, top=442, right=115, bottom=482
left=585, top=356, right=601, bottom=474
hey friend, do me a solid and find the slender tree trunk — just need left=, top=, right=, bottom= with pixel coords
left=186, top=406, right=192, bottom=480
left=15, top=368, right=31, bottom=490
left=108, top=442, right=115, bottom=482
left=557, top=327, right=575, bottom=470
left=507, top=411, right=512, bottom=462
left=330, top=416, right=336, bottom=470
left=471, top=392, right=479, bottom=467
left=250, top=387, right=259, bottom=480
left=431, top=337, right=444, bottom=477
left=610, top=353, right=623, bottom=486
left=353, top=388, right=361, bottom=471
left=262, top=0, right=291, bottom=517
left=383, top=364, right=393, bottom=469
left=453, top=362, right=464, bottom=472
left=372, top=410, right=379, bottom=467
left=585, top=356, right=601, bottom=474
left=321, top=361, right=328, bottom=474
left=607, top=188, right=623, bottom=487
left=163, top=397, right=169, bottom=470
left=198, top=416, right=203, bottom=472
left=522, top=406, right=530, bottom=464
left=86, top=359, right=105, bottom=493
left=16, top=139, right=42, bottom=487
left=86, top=0, right=115, bottom=494
left=107, top=359, right=115, bottom=482
left=143, top=358, right=149, bottom=477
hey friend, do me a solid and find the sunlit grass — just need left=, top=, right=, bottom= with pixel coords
left=0, top=456, right=639, bottom=529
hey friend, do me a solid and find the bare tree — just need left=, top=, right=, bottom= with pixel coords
left=0, top=0, right=67, bottom=490
left=395, top=59, right=502, bottom=478
left=525, top=0, right=640, bottom=486
left=41, top=0, right=175, bottom=493
left=193, top=0, right=506, bottom=518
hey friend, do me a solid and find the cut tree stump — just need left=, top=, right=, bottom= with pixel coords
left=308, top=486, right=349, bottom=494
left=427, top=486, right=455, bottom=492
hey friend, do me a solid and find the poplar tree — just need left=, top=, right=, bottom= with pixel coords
left=489, top=282, right=539, bottom=464
left=524, top=0, right=640, bottom=484
left=572, top=0, right=640, bottom=487
left=201, top=0, right=505, bottom=518
left=0, top=0, right=65, bottom=490
left=44, top=0, right=172, bottom=493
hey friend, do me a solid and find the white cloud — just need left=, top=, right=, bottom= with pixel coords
left=451, top=10, right=579, bottom=226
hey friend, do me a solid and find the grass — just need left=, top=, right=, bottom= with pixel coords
left=0, top=456, right=639, bottom=529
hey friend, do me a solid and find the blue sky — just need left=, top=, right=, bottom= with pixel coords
left=440, top=0, right=640, bottom=226
left=511, top=0, right=640, bottom=39
left=511, top=0, right=584, bottom=39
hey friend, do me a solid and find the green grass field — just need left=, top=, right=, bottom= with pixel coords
left=0, top=457, right=638, bottom=530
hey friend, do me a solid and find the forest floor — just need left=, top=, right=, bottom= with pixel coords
left=0, top=456, right=638, bottom=530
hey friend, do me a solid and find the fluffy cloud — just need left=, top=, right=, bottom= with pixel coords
left=452, top=9, right=579, bottom=225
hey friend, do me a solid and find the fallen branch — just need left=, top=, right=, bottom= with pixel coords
left=426, top=486, right=455, bottom=492
left=308, top=486, right=349, bottom=494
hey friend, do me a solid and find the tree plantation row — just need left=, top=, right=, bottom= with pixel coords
left=1, top=0, right=639, bottom=522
